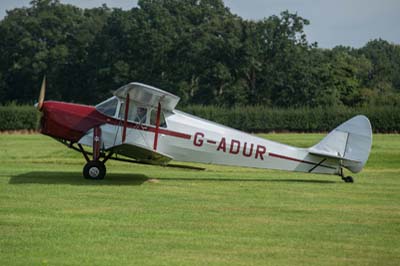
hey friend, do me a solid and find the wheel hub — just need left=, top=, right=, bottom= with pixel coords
left=89, top=167, right=100, bottom=178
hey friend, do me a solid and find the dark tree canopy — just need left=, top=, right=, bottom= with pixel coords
left=0, top=0, right=399, bottom=107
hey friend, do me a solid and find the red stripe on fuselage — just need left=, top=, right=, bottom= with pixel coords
left=269, top=152, right=336, bottom=170
left=105, top=118, right=191, bottom=140
left=269, top=152, right=314, bottom=165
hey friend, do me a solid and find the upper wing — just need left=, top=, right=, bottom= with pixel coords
left=108, top=142, right=173, bottom=165
left=113, top=82, right=180, bottom=111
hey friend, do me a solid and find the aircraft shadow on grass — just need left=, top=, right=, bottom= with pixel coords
left=156, top=177, right=338, bottom=184
left=9, top=171, right=338, bottom=185
left=9, top=172, right=149, bottom=186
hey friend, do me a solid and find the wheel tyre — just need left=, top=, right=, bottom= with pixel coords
left=83, top=161, right=106, bottom=180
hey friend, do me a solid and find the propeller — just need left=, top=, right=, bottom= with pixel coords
left=37, top=76, right=46, bottom=111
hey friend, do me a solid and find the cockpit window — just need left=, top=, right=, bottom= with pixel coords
left=119, top=102, right=148, bottom=124
left=150, top=109, right=167, bottom=128
left=96, top=97, right=118, bottom=117
left=135, top=107, right=147, bottom=123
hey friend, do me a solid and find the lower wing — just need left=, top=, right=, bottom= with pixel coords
left=108, top=143, right=173, bottom=165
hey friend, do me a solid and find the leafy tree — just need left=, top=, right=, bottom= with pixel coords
left=0, top=0, right=399, bottom=108
left=0, top=0, right=110, bottom=103
left=358, top=39, right=400, bottom=92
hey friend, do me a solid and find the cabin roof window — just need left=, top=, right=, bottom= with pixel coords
left=96, top=97, right=119, bottom=117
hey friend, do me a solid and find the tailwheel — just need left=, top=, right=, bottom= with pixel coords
left=83, top=161, right=106, bottom=180
left=339, top=168, right=354, bottom=183
left=341, top=176, right=354, bottom=183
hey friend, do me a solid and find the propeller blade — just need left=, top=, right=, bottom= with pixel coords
left=37, top=76, right=46, bottom=110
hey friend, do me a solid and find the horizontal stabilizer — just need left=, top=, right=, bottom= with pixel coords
left=308, top=149, right=361, bottom=163
left=108, top=143, right=173, bottom=165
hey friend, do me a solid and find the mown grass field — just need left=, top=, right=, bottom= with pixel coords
left=0, top=133, right=399, bottom=266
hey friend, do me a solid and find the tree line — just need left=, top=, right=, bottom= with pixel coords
left=0, top=0, right=399, bottom=108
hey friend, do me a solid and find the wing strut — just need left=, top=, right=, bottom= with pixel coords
left=153, top=102, right=161, bottom=150
left=122, top=93, right=130, bottom=143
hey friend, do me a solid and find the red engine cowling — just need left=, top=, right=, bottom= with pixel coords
left=40, top=101, right=108, bottom=142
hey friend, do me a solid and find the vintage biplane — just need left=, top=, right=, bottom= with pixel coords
left=36, top=78, right=372, bottom=182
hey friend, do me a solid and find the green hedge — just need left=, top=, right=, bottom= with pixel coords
left=0, top=104, right=398, bottom=133
left=182, top=105, right=400, bottom=133
left=0, top=105, right=40, bottom=131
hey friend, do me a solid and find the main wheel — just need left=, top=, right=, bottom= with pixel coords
left=83, top=161, right=106, bottom=180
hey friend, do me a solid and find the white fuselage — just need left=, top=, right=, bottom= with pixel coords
left=79, top=106, right=341, bottom=175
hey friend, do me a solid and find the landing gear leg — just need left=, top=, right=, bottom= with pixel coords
left=340, top=168, right=354, bottom=183
left=79, top=126, right=108, bottom=180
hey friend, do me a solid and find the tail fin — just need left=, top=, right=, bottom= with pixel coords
left=309, top=115, right=372, bottom=173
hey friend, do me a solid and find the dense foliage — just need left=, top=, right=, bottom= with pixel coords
left=1, top=104, right=399, bottom=133
left=0, top=0, right=399, bottom=108
left=182, top=105, right=400, bottom=133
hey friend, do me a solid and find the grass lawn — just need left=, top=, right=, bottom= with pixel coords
left=0, top=133, right=399, bottom=266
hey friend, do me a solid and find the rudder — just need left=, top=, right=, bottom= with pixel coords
left=309, top=115, right=372, bottom=173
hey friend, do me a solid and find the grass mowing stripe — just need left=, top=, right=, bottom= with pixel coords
left=0, top=134, right=399, bottom=265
